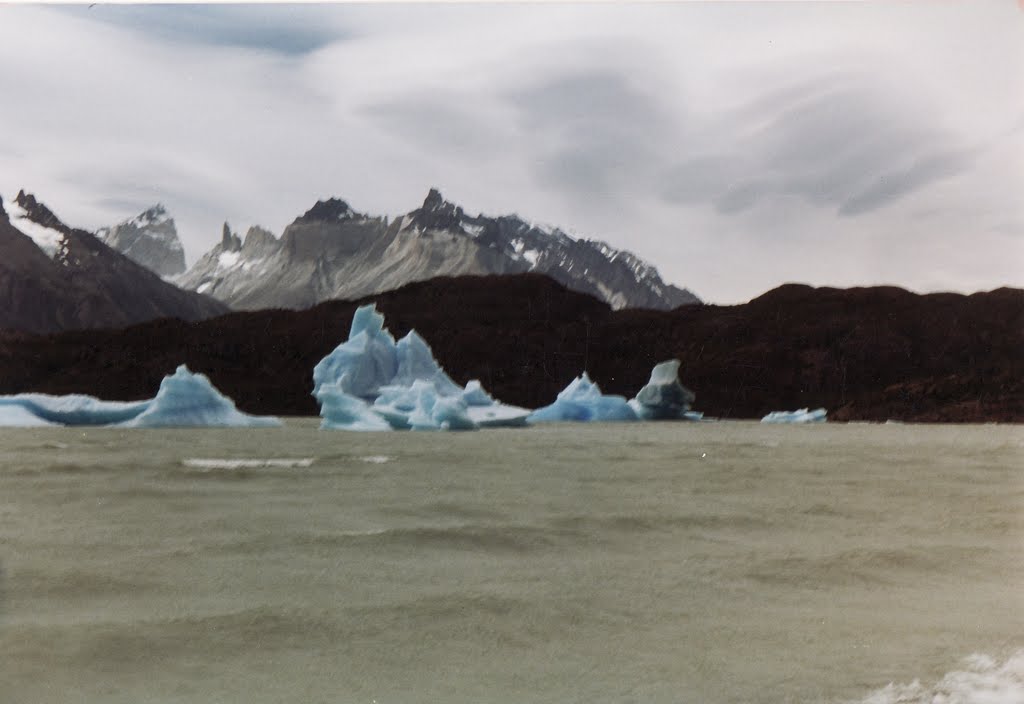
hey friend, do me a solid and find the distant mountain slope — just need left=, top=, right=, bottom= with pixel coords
left=1, top=274, right=1019, bottom=423
left=0, top=191, right=228, bottom=334
left=176, top=189, right=699, bottom=311
left=97, top=204, right=186, bottom=277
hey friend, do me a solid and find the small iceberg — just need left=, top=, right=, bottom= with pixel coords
left=122, top=365, right=282, bottom=428
left=629, top=360, right=698, bottom=420
left=528, top=373, right=637, bottom=423
left=314, top=304, right=530, bottom=431
left=529, top=360, right=700, bottom=424
left=761, top=408, right=827, bottom=424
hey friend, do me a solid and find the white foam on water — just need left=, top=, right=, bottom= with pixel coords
left=182, top=458, right=315, bottom=470
left=852, top=649, right=1024, bottom=704
left=359, top=455, right=393, bottom=464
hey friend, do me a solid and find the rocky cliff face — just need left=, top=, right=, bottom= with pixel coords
left=97, top=204, right=186, bottom=277
left=0, top=190, right=228, bottom=334
left=177, top=189, right=699, bottom=311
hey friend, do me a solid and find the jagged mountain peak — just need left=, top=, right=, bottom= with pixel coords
left=221, top=222, right=242, bottom=252
left=296, top=198, right=361, bottom=224
left=412, top=187, right=465, bottom=232
left=98, top=202, right=186, bottom=277
left=130, top=203, right=171, bottom=226
left=15, top=190, right=65, bottom=232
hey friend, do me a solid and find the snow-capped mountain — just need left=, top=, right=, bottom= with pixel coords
left=0, top=190, right=227, bottom=334
left=97, top=204, right=186, bottom=277
left=177, top=189, right=700, bottom=311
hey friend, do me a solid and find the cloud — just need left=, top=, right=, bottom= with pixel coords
left=0, top=2, right=1019, bottom=304
left=56, top=5, right=351, bottom=55
left=660, top=77, right=974, bottom=217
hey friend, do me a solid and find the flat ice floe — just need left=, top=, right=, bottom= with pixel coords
left=761, top=408, right=827, bottom=424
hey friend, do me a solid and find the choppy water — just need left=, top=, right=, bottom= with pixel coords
left=1, top=421, right=1021, bottom=703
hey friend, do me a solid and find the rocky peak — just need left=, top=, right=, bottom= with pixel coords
left=413, top=187, right=465, bottom=232
left=221, top=222, right=242, bottom=252
left=243, top=226, right=276, bottom=248
left=295, top=198, right=359, bottom=224
left=15, top=190, right=66, bottom=232
left=134, top=203, right=170, bottom=226
left=0, top=193, right=6, bottom=220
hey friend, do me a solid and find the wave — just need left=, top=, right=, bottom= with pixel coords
left=850, top=649, right=1024, bottom=704
left=181, top=457, right=315, bottom=470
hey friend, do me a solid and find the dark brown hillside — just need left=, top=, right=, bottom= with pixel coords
left=0, top=274, right=1020, bottom=422
left=0, top=191, right=227, bottom=334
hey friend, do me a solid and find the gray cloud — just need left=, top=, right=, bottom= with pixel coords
left=660, top=79, right=974, bottom=217
left=58, top=5, right=351, bottom=55
left=506, top=70, right=677, bottom=200
left=359, top=96, right=504, bottom=157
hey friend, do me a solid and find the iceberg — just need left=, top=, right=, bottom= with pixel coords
left=528, top=373, right=638, bottom=423
left=0, top=393, right=150, bottom=426
left=0, top=403, right=58, bottom=427
left=0, top=366, right=280, bottom=428
left=760, top=408, right=827, bottom=424
left=316, top=383, right=393, bottom=431
left=122, top=365, right=282, bottom=428
left=314, top=304, right=531, bottom=431
left=629, top=360, right=697, bottom=420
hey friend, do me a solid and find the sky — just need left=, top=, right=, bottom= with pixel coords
left=0, top=2, right=1021, bottom=304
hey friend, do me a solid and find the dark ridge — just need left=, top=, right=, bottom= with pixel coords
left=295, top=198, right=359, bottom=223
left=0, top=274, right=1019, bottom=422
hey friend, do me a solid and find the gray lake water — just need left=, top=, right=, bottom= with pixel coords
left=1, top=421, right=1021, bottom=703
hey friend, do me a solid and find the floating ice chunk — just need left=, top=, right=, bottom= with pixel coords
left=0, top=393, right=150, bottom=426
left=312, top=304, right=398, bottom=399
left=528, top=373, right=637, bottom=423
left=314, top=304, right=530, bottom=431
left=315, top=383, right=392, bottom=431
left=629, top=360, right=697, bottom=420
left=121, top=365, right=281, bottom=428
left=761, top=408, right=827, bottom=424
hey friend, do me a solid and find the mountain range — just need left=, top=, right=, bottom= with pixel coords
left=169, top=188, right=699, bottom=311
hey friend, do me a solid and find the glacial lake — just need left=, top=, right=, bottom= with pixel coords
left=1, top=420, right=1021, bottom=703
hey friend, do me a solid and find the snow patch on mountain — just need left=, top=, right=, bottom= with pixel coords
left=4, top=194, right=66, bottom=259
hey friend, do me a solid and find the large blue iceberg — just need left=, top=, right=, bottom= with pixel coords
left=0, top=365, right=281, bottom=428
left=314, top=304, right=530, bottom=431
left=761, top=408, right=827, bottom=424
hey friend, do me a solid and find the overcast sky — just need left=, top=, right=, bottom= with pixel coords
left=1, top=2, right=1021, bottom=303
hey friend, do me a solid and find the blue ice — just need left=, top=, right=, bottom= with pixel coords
left=314, top=304, right=530, bottom=431
left=527, top=373, right=637, bottom=423
left=0, top=393, right=150, bottom=426
left=122, top=365, right=282, bottom=428
left=629, top=360, right=697, bottom=420
left=760, top=408, right=827, bottom=424
left=0, top=366, right=280, bottom=428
